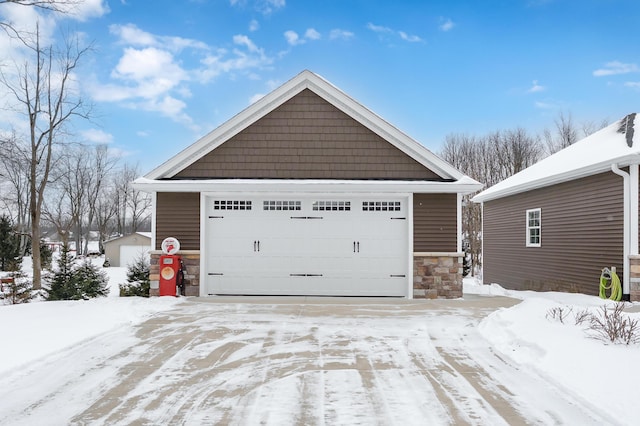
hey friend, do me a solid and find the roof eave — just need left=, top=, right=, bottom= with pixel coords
left=132, top=177, right=483, bottom=195
left=472, top=154, right=640, bottom=203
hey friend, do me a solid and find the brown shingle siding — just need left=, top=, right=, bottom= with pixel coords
left=413, top=193, right=457, bottom=252
left=483, top=171, right=624, bottom=294
left=155, top=192, right=200, bottom=251
left=175, top=89, right=440, bottom=180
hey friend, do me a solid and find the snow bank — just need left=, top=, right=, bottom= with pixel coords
left=466, top=278, right=640, bottom=425
left=0, top=297, right=183, bottom=375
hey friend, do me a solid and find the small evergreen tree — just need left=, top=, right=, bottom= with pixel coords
left=40, top=241, right=53, bottom=270
left=71, top=260, right=110, bottom=299
left=47, top=243, right=75, bottom=300
left=119, top=255, right=150, bottom=297
left=0, top=271, right=33, bottom=304
left=0, top=215, right=21, bottom=272
left=463, top=250, right=471, bottom=277
left=47, top=244, right=109, bottom=300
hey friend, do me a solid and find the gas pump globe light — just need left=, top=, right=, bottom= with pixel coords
left=159, top=237, right=183, bottom=296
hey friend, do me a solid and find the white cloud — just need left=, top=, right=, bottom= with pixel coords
left=249, top=93, right=265, bottom=104
left=624, top=82, right=640, bottom=90
left=534, top=101, right=558, bottom=109
left=232, top=0, right=285, bottom=15
left=527, top=80, right=545, bottom=93
left=233, top=34, right=260, bottom=52
left=61, top=0, right=110, bottom=21
left=593, top=61, right=639, bottom=77
left=439, top=18, right=455, bottom=32
left=0, top=2, right=57, bottom=47
left=367, top=23, right=392, bottom=34
left=284, top=30, right=304, bottom=46
left=91, top=26, right=272, bottom=130
left=249, top=19, right=259, bottom=32
left=398, top=31, right=422, bottom=43
left=80, top=128, right=113, bottom=144
left=112, top=47, right=187, bottom=86
left=110, top=24, right=208, bottom=52
left=305, top=28, right=321, bottom=40
left=329, top=29, right=354, bottom=40
left=367, top=22, right=423, bottom=43
left=198, top=40, right=273, bottom=83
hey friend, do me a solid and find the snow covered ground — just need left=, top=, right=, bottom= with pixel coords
left=0, top=264, right=638, bottom=424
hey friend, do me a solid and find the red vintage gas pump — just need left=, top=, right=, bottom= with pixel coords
left=159, top=237, right=182, bottom=297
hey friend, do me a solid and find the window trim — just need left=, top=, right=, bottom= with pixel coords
left=526, top=208, right=541, bottom=247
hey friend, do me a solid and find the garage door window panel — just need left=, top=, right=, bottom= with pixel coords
left=213, top=200, right=252, bottom=210
left=313, top=201, right=351, bottom=211
left=263, top=200, right=302, bottom=211
left=362, top=201, right=401, bottom=211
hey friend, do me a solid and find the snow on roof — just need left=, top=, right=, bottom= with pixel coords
left=473, top=113, right=640, bottom=203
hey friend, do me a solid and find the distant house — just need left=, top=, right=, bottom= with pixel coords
left=473, top=113, right=639, bottom=302
left=103, top=232, right=152, bottom=267
left=133, top=70, right=481, bottom=298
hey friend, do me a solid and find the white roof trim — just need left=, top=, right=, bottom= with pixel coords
left=132, top=177, right=483, bottom=195
left=145, top=70, right=464, bottom=181
left=473, top=114, right=640, bottom=203
left=473, top=154, right=640, bottom=202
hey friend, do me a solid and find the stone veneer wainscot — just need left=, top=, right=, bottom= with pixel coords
left=413, top=252, right=464, bottom=299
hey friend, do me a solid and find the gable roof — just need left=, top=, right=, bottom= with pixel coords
left=144, top=70, right=466, bottom=181
left=473, top=113, right=640, bottom=203
left=104, top=232, right=152, bottom=245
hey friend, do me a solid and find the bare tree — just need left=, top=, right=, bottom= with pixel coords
left=82, top=144, right=118, bottom=254
left=441, top=129, right=542, bottom=274
left=0, top=0, right=85, bottom=36
left=543, top=111, right=579, bottom=155
left=0, top=132, right=31, bottom=254
left=0, top=24, right=91, bottom=289
left=123, top=164, right=151, bottom=233
left=95, top=185, right=119, bottom=252
left=581, top=118, right=610, bottom=138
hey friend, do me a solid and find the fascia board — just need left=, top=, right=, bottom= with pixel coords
left=132, top=178, right=483, bottom=195
left=472, top=154, right=640, bottom=203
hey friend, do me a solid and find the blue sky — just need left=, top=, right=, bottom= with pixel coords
left=1, top=0, right=639, bottom=174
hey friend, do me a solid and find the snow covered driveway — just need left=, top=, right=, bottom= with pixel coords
left=0, top=296, right=615, bottom=425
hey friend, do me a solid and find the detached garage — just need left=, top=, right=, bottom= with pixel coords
left=103, top=232, right=152, bottom=267
left=134, top=70, right=481, bottom=298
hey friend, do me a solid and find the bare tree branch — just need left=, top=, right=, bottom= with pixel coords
left=0, top=22, right=92, bottom=289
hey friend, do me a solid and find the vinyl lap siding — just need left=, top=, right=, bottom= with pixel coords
left=413, top=193, right=457, bottom=252
left=155, top=192, right=200, bottom=251
left=483, top=171, right=624, bottom=295
left=175, top=89, right=440, bottom=180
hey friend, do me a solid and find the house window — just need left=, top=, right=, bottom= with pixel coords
left=312, top=201, right=351, bottom=211
left=213, top=200, right=252, bottom=210
left=362, top=201, right=401, bottom=212
left=526, top=208, right=541, bottom=247
left=263, top=201, right=301, bottom=211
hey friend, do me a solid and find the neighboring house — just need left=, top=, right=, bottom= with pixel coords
left=133, top=70, right=481, bottom=298
left=103, top=232, right=152, bottom=267
left=473, top=113, right=640, bottom=302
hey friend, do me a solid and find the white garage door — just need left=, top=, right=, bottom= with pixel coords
left=204, top=196, right=408, bottom=296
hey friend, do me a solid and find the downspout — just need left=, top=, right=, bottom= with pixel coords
left=630, top=164, right=639, bottom=257
left=611, top=164, right=630, bottom=300
left=457, top=193, right=463, bottom=253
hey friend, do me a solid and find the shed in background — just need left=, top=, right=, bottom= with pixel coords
left=104, top=232, right=152, bottom=267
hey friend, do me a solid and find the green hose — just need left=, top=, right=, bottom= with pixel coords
left=600, top=268, right=622, bottom=301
